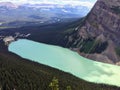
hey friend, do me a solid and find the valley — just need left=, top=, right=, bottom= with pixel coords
left=8, top=39, right=120, bottom=87
left=0, top=18, right=120, bottom=89
left=0, top=0, right=120, bottom=90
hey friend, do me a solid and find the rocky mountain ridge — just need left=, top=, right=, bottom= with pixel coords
left=65, top=0, right=120, bottom=65
left=78, top=0, right=120, bottom=44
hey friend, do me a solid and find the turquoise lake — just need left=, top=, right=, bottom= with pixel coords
left=8, top=39, right=120, bottom=87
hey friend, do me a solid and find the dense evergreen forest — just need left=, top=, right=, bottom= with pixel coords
left=0, top=51, right=120, bottom=90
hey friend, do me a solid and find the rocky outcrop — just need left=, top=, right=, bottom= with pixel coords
left=79, top=0, right=120, bottom=45
left=65, top=0, right=120, bottom=65
left=82, top=53, right=114, bottom=64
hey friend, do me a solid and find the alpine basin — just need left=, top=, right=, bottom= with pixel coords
left=8, top=39, right=120, bottom=87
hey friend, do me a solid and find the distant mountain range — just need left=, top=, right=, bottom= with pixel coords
left=0, top=2, right=90, bottom=27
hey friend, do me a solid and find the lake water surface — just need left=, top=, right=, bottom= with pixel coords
left=8, top=39, right=120, bottom=87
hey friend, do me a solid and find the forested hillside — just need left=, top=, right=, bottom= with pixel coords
left=0, top=52, right=119, bottom=90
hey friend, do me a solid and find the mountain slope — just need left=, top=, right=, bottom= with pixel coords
left=64, top=0, right=120, bottom=65
left=0, top=51, right=119, bottom=90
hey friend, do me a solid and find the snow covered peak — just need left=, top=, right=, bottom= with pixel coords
left=0, top=2, right=19, bottom=8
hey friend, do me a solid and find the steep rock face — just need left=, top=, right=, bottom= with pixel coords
left=65, top=0, right=120, bottom=64
left=80, top=0, right=120, bottom=45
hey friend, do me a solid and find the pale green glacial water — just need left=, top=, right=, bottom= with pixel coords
left=8, top=39, right=120, bottom=87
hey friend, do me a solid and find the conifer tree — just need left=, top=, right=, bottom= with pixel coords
left=49, top=77, right=59, bottom=90
left=66, top=86, right=72, bottom=90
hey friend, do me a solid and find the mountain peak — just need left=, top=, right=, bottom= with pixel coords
left=0, top=2, right=19, bottom=8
